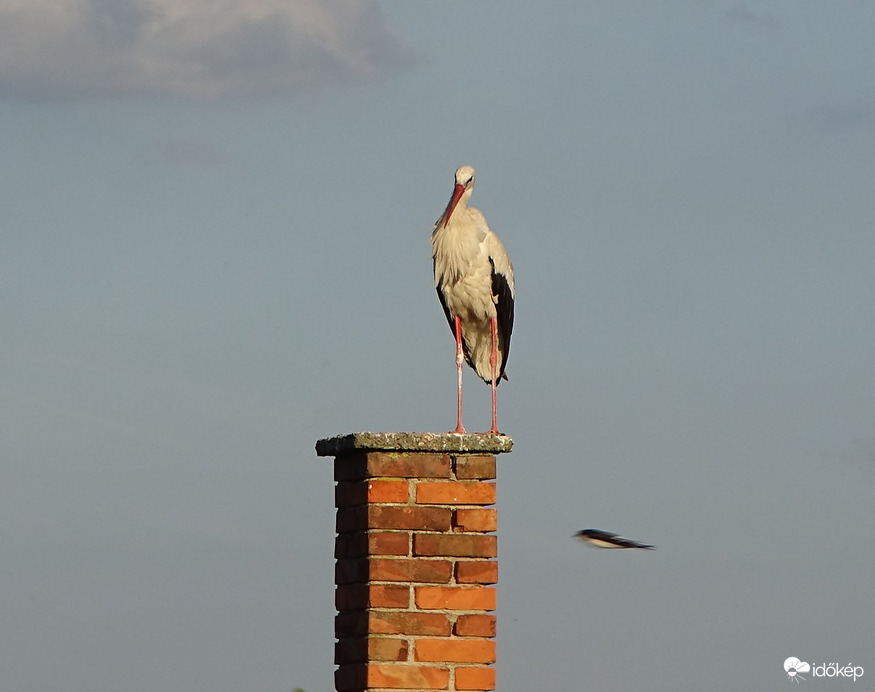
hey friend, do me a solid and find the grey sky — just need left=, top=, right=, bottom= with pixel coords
left=2, top=2, right=873, bottom=691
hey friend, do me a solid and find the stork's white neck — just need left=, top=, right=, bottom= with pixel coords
left=431, top=205, right=488, bottom=287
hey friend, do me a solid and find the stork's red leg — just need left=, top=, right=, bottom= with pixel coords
left=487, top=316, right=499, bottom=434
left=452, top=315, right=466, bottom=434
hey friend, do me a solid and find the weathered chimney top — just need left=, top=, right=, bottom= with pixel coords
left=316, top=431, right=513, bottom=457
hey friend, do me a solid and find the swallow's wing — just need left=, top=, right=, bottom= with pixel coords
left=576, top=529, right=655, bottom=550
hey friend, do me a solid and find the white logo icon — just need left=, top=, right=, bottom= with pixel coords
left=785, top=657, right=811, bottom=683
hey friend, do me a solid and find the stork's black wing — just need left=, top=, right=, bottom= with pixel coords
left=490, top=257, right=514, bottom=383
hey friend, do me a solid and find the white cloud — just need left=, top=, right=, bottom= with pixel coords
left=0, top=0, right=414, bottom=99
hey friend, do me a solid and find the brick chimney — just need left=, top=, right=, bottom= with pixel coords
left=316, top=432, right=512, bottom=692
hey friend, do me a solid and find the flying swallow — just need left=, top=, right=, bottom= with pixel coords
left=575, top=529, right=655, bottom=550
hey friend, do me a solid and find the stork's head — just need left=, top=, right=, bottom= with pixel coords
left=454, top=165, right=475, bottom=188
left=443, top=165, right=476, bottom=227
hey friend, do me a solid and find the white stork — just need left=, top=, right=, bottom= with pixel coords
left=431, top=165, right=515, bottom=434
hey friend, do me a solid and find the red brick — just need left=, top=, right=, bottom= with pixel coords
left=454, top=614, right=496, bottom=637
left=455, top=666, right=496, bottom=690
left=415, top=586, right=496, bottom=611
left=336, top=636, right=412, bottom=664
left=416, top=481, right=496, bottom=505
left=453, top=455, right=496, bottom=479
left=337, top=505, right=453, bottom=533
left=338, top=506, right=452, bottom=533
left=335, top=637, right=409, bottom=664
left=334, top=452, right=452, bottom=481
left=371, top=506, right=452, bottom=531
left=335, top=479, right=409, bottom=507
left=370, top=479, right=411, bottom=502
left=413, top=533, right=496, bottom=558
left=454, top=508, right=497, bottom=532
left=369, top=531, right=410, bottom=556
left=337, top=610, right=451, bottom=638
left=336, top=583, right=409, bottom=610
left=370, top=637, right=410, bottom=662
left=455, top=560, right=498, bottom=584
left=370, top=558, right=453, bottom=584
left=368, top=452, right=453, bottom=478
left=370, top=611, right=452, bottom=636
left=371, top=584, right=410, bottom=608
left=414, top=638, right=495, bottom=664
left=368, top=663, right=449, bottom=689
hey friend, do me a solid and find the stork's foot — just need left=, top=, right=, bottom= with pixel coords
left=450, top=425, right=467, bottom=434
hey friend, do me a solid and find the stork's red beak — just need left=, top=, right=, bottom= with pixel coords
left=442, top=183, right=465, bottom=228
